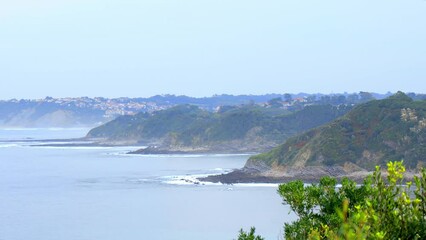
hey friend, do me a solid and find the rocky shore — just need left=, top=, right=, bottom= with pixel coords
left=200, top=165, right=421, bottom=184
left=199, top=167, right=372, bottom=184
left=127, top=146, right=204, bottom=154
left=127, top=145, right=262, bottom=155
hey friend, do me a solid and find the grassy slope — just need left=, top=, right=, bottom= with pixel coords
left=249, top=92, right=426, bottom=170
left=87, top=104, right=351, bottom=147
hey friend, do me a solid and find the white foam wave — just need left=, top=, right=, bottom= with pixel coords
left=162, top=174, right=222, bottom=186
left=31, top=146, right=113, bottom=150
left=0, top=143, right=20, bottom=148
left=104, top=147, right=150, bottom=156
left=31, top=144, right=143, bottom=151
left=162, top=175, right=280, bottom=187
left=33, top=141, right=94, bottom=145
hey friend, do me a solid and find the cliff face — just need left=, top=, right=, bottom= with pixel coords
left=87, top=104, right=351, bottom=152
left=246, top=92, right=426, bottom=176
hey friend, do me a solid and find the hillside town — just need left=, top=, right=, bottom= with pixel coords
left=1, top=92, right=425, bottom=128
left=2, top=97, right=168, bottom=118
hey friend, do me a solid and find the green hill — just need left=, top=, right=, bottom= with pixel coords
left=248, top=92, right=426, bottom=172
left=87, top=105, right=211, bottom=141
left=87, top=103, right=351, bottom=152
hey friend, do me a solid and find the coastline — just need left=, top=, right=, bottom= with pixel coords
left=199, top=167, right=421, bottom=184
left=21, top=138, right=422, bottom=185
left=23, top=137, right=145, bottom=148
left=127, top=146, right=260, bottom=155
left=198, top=169, right=370, bottom=184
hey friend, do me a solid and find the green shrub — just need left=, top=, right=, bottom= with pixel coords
left=237, top=161, right=426, bottom=239
left=279, top=161, right=426, bottom=239
left=236, top=227, right=265, bottom=240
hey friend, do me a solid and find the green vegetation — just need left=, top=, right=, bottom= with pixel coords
left=87, top=103, right=350, bottom=149
left=238, top=161, right=426, bottom=239
left=249, top=92, right=426, bottom=171
left=87, top=105, right=210, bottom=140
left=280, top=161, right=426, bottom=239
left=236, top=227, right=264, bottom=240
left=233, top=93, right=426, bottom=239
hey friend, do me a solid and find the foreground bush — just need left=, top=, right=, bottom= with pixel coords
left=237, top=161, right=426, bottom=239
left=236, top=227, right=264, bottom=240
left=279, top=161, right=426, bottom=239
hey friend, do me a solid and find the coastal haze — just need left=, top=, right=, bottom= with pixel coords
left=1, top=0, right=426, bottom=239
left=1, top=0, right=426, bottom=99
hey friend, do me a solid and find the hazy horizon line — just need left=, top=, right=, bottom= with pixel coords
left=1, top=91, right=418, bottom=101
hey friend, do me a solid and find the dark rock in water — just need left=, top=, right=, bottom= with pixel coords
left=128, top=146, right=189, bottom=154
left=199, top=170, right=291, bottom=184
left=127, top=145, right=259, bottom=155
left=199, top=166, right=373, bottom=184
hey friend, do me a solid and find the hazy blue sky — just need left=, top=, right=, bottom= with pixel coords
left=1, top=0, right=425, bottom=99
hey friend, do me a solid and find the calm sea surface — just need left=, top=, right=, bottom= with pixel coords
left=0, top=128, right=296, bottom=240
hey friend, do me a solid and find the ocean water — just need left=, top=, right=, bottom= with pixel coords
left=0, top=128, right=296, bottom=240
